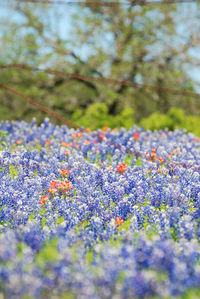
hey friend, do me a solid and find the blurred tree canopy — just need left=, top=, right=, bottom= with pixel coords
left=0, top=0, right=200, bottom=127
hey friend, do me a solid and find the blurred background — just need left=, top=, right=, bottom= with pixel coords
left=0, top=0, right=200, bottom=133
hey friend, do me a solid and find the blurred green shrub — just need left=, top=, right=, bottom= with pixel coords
left=140, top=108, right=200, bottom=135
left=71, top=103, right=134, bottom=130
left=72, top=104, right=200, bottom=136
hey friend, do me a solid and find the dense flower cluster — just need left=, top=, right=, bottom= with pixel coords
left=0, top=118, right=200, bottom=298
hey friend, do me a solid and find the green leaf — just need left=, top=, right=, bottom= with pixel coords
left=86, top=250, right=93, bottom=265
left=55, top=216, right=65, bottom=225
left=9, top=165, right=18, bottom=180
left=35, top=239, right=60, bottom=266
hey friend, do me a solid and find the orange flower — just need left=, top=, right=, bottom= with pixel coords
left=58, top=181, right=72, bottom=193
left=85, top=128, right=91, bottom=133
left=45, top=139, right=50, bottom=146
left=151, top=152, right=157, bottom=161
left=112, top=128, right=118, bottom=133
left=16, top=139, right=22, bottom=145
left=99, top=133, right=105, bottom=141
left=106, top=165, right=112, bottom=170
left=60, top=169, right=70, bottom=178
left=133, top=132, right=140, bottom=141
left=40, top=195, right=48, bottom=206
left=116, top=163, right=127, bottom=174
left=102, top=126, right=109, bottom=131
left=115, top=217, right=124, bottom=227
left=84, top=140, right=90, bottom=145
left=65, top=149, right=71, bottom=156
left=61, top=141, right=69, bottom=148
left=77, top=132, right=83, bottom=138
left=48, top=187, right=58, bottom=195
left=50, top=180, right=58, bottom=188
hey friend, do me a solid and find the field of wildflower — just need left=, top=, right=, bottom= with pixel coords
left=0, top=118, right=200, bottom=299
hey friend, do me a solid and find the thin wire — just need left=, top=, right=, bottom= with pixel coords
left=3, top=0, right=199, bottom=7
left=0, top=63, right=199, bottom=98
left=0, top=83, right=79, bottom=128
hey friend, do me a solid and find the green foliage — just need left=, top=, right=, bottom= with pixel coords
left=170, top=227, right=179, bottom=242
left=35, top=238, right=60, bottom=266
left=22, top=296, right=34, bottom=299
left=124, top=154, right=133, bottom=166
left=135, top=157, right=142, bottom=167
left=72, top=103, right=134, bottom=129
left=60, top=292, right=75, bottom=299
left=140, top=108, right=200, bottom=136
left=181, top=288, right=200, bottom=299
left=1, top=2, right=200, bottom=125
left=28, top=213, right=36, bottom=221
left=9, top=165, right=18, bottom=180
left=0, top=131, right=8, bottom=151
left=117, top=218, right=131, bottom=233
left=140, top=111, right=173, bottom=131
left=86, top=250, right=93, bottom=265
left=55, top=216, right=65, bottom=225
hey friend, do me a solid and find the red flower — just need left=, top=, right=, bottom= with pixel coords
left=151, top=152, right=157, bottom=161
left=116, top=163, right=127, bottom=174
left=48, top=187, right=58, bottom=195
left=102, top=126, right=109, bottom=131
left=77, top=132, right=83, bottom=138
left=58, top=181, right=72, bottom=193
left=50, top=180, right=58, bottom=188
left=61, top=141, right=69, bottom=148
left=65, top=149, right=71, bottom=156
left=99, top=133, right=105, bottom=141
left=16, top=139, right=22, bottom=145
left=84, top=140, right=90, bottom=145
left=106, top=165, right=112, bottom=170
left=158, top=167, right=163, bottom=174
left=45, top=139, right=50, bottom=146
left=115, top=217, right=124, bottom=227
left=133, top=132, right=140, bottom=141
left=40, top=195, right=48, bottom=206
left=60, top=169, right=70, bottom=178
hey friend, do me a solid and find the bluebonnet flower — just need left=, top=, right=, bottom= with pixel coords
left=1, top=120, right=200, bottom=298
